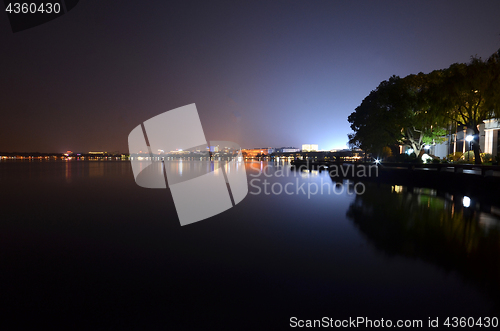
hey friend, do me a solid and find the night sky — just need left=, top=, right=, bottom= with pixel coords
left=1, top=0, right=500, bottom=153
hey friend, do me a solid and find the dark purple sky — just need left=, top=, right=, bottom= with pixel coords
left=1, top=0, right=500, bottom=153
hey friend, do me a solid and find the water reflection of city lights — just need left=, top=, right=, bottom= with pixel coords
left=463, top=196, right=471, bottom=208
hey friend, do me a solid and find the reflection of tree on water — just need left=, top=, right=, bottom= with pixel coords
left=346, top=183, right=500, bottom=309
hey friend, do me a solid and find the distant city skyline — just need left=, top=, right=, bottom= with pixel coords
left=0, top=143, right=342, bottom=154
left=2, top=1, right=500, bottom=153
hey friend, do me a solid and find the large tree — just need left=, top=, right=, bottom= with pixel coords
left=348, top=75, right=446, bottom=159
left=347, top=86, right=398, bottom=156
left=484, top=49, right=500, bottom=117
left=426, top=53, right=500, bottom=164
left=381, top=74, right=447, bottom=157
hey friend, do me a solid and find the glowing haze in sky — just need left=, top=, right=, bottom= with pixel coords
left=1, top=0, right=500, bottom=152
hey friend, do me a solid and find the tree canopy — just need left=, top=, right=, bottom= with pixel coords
left=348, top=75, right=446, bottom=158
left=348, top=48, right=500, bottom=163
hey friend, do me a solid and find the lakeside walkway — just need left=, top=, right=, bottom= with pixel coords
left=380, top=162, right=500, bottom=178
left=290, top=159, right=500, bottom=206
left=290, top=159, right=500, bottom=178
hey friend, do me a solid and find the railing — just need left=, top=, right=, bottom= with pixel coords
left=378, top=162, right=500, bottom=177
left=291, top=159, right=500, bottom=178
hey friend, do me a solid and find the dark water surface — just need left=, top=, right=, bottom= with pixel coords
left=1, top=160, right=499, bottom=329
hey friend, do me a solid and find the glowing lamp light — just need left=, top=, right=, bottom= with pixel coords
left=466, top=135, right=473, bottom=142
left=463, top=196, right=471, bottom=208
left=374, top=159, right=381, bottom=164
left=406, top=149, right=414, bottom=155
left=421, top=154, right=432, bottom=163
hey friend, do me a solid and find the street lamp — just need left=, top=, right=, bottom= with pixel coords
left=463, top=196, right=471, bottom=208
left=465, top=135, right=473, bottom=162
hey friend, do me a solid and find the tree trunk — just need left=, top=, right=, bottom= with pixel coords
left=473, top=127, right=482, bottom=165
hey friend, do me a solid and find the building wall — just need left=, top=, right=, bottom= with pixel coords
left=431, top=143, right=448, bottom=159
left=484, top=119, right=500, bottom=157
left=403, top=120, right=500, bottom=159
left=302, top=144, right=318, bottom=152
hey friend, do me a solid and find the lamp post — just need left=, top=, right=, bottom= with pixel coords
left=463, top=127, right=467, bottom=154
left=465, top=135, right=473, bottom=162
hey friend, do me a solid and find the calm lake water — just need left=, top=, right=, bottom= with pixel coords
left=1, top=160, right=499, bottom=329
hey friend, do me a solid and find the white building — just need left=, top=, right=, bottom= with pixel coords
left=483, top=119, right=500, bottom=156
left=302, top=144, right=318, bottom=152
left=424, top=126, right=476, bottom=159
left=420, top=120, right=500, bottom=159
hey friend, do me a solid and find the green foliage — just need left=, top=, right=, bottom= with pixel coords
left=347, top=48, right=500, bottom=165
left=461, top=151, right=475, bottom=163
left=447, top=152, right=463, bottom=162
left=347, top=86, right=399, bottom=154
left=481, top=153, right=492, bottom=163
left=484, top=49, right=500, bottom=115
left=348, top=75, right=448, bottom=158
left=391, top=153, right=411, bottom=163
left=381, top=146, right=393, bottom=159
left=424, top=51, right=500, bottom=164
left=410, top=156, right=424, bottom=164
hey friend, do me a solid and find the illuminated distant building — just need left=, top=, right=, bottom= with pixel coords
left=302, top=144, right=318, bottom=152
left=242, top=148, right=268, bottom=158
left=281, top=147, right=300, bottom=153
